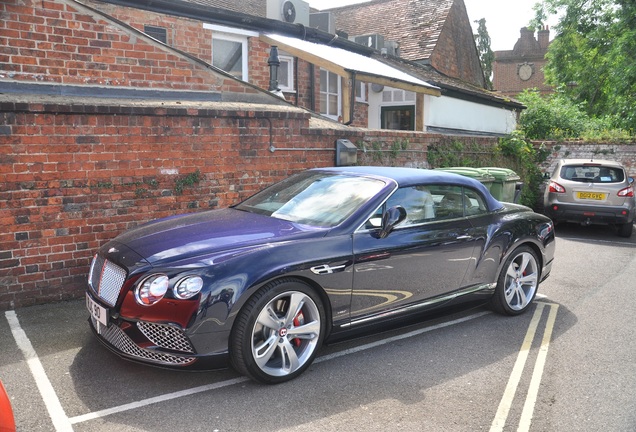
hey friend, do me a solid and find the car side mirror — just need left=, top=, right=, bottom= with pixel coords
left=378, top=206, right=406, bottom=239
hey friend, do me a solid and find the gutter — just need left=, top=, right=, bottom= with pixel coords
left=97, top=0, right=376, bottom=56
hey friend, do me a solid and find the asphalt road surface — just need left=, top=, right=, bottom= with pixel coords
left=1, top=222, right=635, bottom=431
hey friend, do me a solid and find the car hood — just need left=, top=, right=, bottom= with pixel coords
left=110, top=208, right=327, bottom=266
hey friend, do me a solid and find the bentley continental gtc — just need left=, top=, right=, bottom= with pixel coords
left=86, top=167, right=555, bottom=383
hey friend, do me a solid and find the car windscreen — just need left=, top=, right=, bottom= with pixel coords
left=234, top=172, right=386, bottom=227
left=560, top=165, right=625, bottom=183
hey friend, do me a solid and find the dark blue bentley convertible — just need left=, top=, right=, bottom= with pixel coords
left=86, top=167, right=555, bottom=383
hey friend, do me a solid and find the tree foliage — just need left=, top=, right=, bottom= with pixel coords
left=473, top=18, right=494, bottom=90
left=531, top=0, right=636, bottom=132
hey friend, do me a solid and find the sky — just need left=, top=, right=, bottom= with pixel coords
left=306, top=0, right=560, bottom=52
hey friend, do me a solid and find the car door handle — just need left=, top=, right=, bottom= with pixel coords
left=456, top=235, right=473, bottom=240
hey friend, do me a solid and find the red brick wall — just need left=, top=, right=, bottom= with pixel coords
left=0, top=96, right=504, bottom=310
left=430, top=0, right=485, bottom=88
left=0, top=0, right=257, bottom=93
left=492, top=58, right=551, bottom=97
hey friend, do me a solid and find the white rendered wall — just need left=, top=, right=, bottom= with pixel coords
left=367, top=86, right=517, bottom=134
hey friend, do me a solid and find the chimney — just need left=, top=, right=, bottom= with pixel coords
left=538, top=25, right=550, bottom=49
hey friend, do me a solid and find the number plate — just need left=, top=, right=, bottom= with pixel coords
left=577, top=192, right=606, bottom=200
left=86, top=293, right=108, bottom=327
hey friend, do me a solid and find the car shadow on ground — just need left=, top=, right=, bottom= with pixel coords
left=553, top=221, right=636, bottom=246
left=65, top=300, right=577, bottom=431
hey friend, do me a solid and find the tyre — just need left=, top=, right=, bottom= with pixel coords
left=617, top=222, right=633, bottom=238
left=229, top=279, right=326, bottom=384
left=490, top=246, right=540, bottom=316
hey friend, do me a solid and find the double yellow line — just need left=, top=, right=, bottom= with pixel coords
left=491, top=302, right=560, bottom=432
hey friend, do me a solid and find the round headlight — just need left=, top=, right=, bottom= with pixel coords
left=174, top=276, right=203, bottom=300
left=135, top=274, right=169, bottom=306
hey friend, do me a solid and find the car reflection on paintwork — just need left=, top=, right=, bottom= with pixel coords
left=86, top=167, right=555, bottom=384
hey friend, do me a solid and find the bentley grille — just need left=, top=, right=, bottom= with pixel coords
left=89, top=254, right=126, bottom=307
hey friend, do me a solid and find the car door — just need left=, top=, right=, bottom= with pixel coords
left=349, top=184, right=477, bottom=322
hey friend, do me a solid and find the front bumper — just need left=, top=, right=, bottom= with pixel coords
left=87, top=297, right=229, bottom=370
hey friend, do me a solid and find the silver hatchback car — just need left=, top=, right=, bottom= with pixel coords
left=544, top=159, right=635, bottom=237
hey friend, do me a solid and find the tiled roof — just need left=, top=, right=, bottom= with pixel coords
left=325, top=0, right=455, bottom=62
left=180, top=0, right=265, bottom=17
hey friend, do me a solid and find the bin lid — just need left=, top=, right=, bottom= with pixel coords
left=433, top=167, right=495, bottom=183
left=479, top=167, right=521, bottom=181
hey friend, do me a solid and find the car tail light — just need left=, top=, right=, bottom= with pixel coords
left=549, top=181, right=566, bottom=193
left=618, top=185, right=634, bottom=197
left=135, top=274, right=169, bottom=306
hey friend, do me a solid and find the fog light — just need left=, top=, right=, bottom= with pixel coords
left=174, top=276, right=203, bottom=299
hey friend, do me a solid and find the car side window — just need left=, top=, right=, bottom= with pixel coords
left=463, top=188, right=488, bottom=216
left=364, top=184, right=488, bottom=230
left=430, top=185, right=464, bottom=220
left=385, top=186, right=435, bottom=226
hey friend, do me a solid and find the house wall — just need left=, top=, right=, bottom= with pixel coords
left=367, top=86, right=517, bottom=134
left=0, top=0, right=258, bottom=94
left=431, top=0, right=485, bottom=88
left=493, top=27, right=553, bottom=97
left=425, top=95, right=518, bottom=135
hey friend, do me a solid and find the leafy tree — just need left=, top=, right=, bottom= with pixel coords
left=516, top=88, right=588, bottom=139
left=531, top=0, right=636, bottom=131
left=473, top=18, right=494, bottom=90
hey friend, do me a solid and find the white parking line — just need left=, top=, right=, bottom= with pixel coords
left=68, top=377, right=249, bottom=424
left=5, top=310, right=74, bottom=432
left=9, top=304, right=551, bottom=429
left=490, top=302, right=559, bottom=432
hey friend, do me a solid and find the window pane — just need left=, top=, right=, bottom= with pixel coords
left=213, top=39, right=243, bottom=80
left=320, top=69, right=327, bottom=92
left=381, top=106, right=414, bottom=130
left=279, top=59, right=290, bottom=87
left=329, top=95, right=338, bottom=115
left=328, top=72, right=338, bottom=93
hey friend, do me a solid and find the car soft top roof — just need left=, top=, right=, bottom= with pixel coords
left=312, top=166, right=503, bottom=211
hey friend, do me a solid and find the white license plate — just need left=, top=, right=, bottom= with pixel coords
left=86, top=293, right=108, bottom=327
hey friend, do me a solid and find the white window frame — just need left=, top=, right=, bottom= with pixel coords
left=355, top=80, right=367, bottom=102
left=320, top=68, right=341, bottom=120
left=278, top=55, right=295, bottom=92
left=203, top=24, right=258, bottom=82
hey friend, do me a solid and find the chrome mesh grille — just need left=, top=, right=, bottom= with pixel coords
left=137, top=321, right=195, bottom=354
left=91, top=317, right=195, bottom=366
left=89, top=255, right=126, bottom=307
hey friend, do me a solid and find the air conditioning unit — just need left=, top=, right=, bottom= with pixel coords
left=266, top=0, right=310, bottom=26
left=383, top=40, right=400, bottom=57
left=354, top=34, right=385, bottom=50
left=310, top=12, right=335, bottom=33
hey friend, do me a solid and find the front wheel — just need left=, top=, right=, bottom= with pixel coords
left=230, top=279, right=326, bottom=384
left=490, top=246, right=540, bottom=316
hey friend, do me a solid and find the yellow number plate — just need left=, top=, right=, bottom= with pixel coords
left=577, top=192, right=606, bottom=200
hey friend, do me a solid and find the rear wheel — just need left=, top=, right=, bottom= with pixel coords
left=490, top=246, right=540, bottom=316
left=230, top=279, right=325, bottom=384
left=617, top=222, right=633, bottom=238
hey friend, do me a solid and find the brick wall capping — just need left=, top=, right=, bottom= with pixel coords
left=0, top=93, right=312, bottom=120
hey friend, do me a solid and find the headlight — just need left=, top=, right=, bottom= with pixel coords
left=174, top=276, right=203, bottom=300
left=135, top=274, right=169, bottom=306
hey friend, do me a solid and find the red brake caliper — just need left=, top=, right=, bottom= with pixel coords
left=292, top=311, right=304, bottom=347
